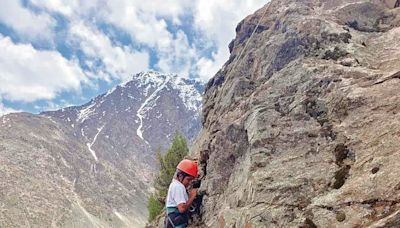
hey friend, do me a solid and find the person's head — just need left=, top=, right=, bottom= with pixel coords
left=175, top=170, right=195, bottom=187
left=175, top=159, right=198, bottom=188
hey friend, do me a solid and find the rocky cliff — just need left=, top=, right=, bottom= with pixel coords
left=0, top=72, right=202, bottom=227
left=190, top=0, right=400, bottom=227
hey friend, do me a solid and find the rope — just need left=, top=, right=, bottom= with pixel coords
left=167, top=215, right=176, bottom=228
left=220, top=2, right=270, bottom=92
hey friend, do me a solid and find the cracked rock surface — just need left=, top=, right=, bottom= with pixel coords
left=189, top=0, right=400, bottom=227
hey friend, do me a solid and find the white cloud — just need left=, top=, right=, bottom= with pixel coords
left=0, top=36, right=87, bottom=102
left=194, top=0, right=267, bottom=47
left=0, top=0, right=268, bottom=114
left=28, top=0, right=266, bottom=82
left=0, top=0, right=266, bottom=109
left=96, top=1, right=198, bottom=79
left=156, top=30, right=198, bottom=78
left=68, top=22, right=150, bottom=81
left=192, top=0, right=267, bottom=80
left=33, top=0, right=186, bottom=48
left=0, top=0, right=55, bottom=41
left=102, top=0, right=266, bottom=81
left=196, top=55, right=222, bottom=82
left=40, top=100, right=76, bottom=111
left=101, top=0, right=174, bottom=49
left=30, top=0, right=75, bottom=16
left=30, top=0, right=102, bottom=19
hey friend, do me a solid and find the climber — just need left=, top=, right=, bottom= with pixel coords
left=165, top=159, right=198, bottom=228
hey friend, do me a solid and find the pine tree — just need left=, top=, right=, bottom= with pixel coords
left=147, top=134, right=189, bottom=222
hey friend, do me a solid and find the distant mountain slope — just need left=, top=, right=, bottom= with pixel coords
left=0, top=72, right=203, bottom=227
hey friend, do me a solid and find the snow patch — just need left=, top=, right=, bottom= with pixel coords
left=136, top=71, right=202, bottom=112
left=77, top=102, right=96, bottom=123
left=86, top=125, right=104, bottom=162
left=105, top=86, right=116, bottom=97
left=169, top=76, right=202, bottom=111
left=46, top=116, right=58, bottom=125
left=155, top=113, right=162, bottom=118
left=136, top=76, right=170, bottom=143
left=86, top=143, right=98, bottom=162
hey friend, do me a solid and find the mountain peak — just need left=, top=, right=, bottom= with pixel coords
left=44, top=71, right=203, bottom=147
left=3, top=71, right=204, bottom=227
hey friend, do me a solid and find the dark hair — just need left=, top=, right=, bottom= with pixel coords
left=176, top=169, right=189, bottom=179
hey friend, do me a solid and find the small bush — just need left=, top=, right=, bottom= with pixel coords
left=147, top=134, right=189, bottom=222
left=147, top=194, right=164, bottom=222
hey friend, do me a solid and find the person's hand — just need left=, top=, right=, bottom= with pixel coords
left=192, top=179, right=201, bottom=188
left=189, top=188, right=198, bottom=199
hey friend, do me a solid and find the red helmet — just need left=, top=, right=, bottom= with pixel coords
left=177, top=159, right=198, bottom=177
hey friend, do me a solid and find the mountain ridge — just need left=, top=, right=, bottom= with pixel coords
left=1, top=71, right=203, bottom=227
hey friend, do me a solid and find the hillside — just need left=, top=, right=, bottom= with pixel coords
left=0, top=72, right=202, bottom=227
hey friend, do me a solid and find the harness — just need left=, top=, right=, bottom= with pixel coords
left=166, top=215, right=176, bottom=228
left=165, top=173, right=204, bottom=227
left=164, top=207, right=188, bottom=228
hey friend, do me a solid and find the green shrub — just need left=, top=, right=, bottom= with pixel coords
left=147, top=133, right=188, bottom=222
left=147, top=194, right=164, bottom=222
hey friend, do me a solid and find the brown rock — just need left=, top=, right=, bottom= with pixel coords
left=190, top=0, right=400, bottom=227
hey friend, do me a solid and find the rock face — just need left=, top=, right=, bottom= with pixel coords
left=0, top=72, right=202, bottom=227
left=191, top=1, right=400, bottom=227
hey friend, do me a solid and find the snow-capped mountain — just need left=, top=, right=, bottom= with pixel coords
left=44, top=71, right=202, bottom=154
left=0, top=71, right=203, bottom=227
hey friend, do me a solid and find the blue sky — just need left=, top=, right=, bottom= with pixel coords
left=0, top=0, right=266, bottom=115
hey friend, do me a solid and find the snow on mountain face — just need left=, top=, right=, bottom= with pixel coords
left=46, top=73, right=201, bottom=178
left=130, top=71, right=202, bottom=112
left=27, top=72, right=203, bottom=226
left=43, top=72, right=203, bottom=188
left=44, top=71, right=203, bottom=150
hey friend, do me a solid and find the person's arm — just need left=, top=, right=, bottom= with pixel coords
left=177, top=188, right=198, bottom=213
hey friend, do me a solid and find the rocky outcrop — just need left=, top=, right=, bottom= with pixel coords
left=191, top=0, right=400, bottom=227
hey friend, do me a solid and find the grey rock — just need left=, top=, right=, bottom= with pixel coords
left=189, top=0, right=400, bottom=227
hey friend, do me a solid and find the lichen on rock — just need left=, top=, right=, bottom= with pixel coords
left=190, top=0, right=400, bottom=227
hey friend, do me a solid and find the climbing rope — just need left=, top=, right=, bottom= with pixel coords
left=232, top=5, right=269, bottom=71
left=220, top=2, right=270, bottom=93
